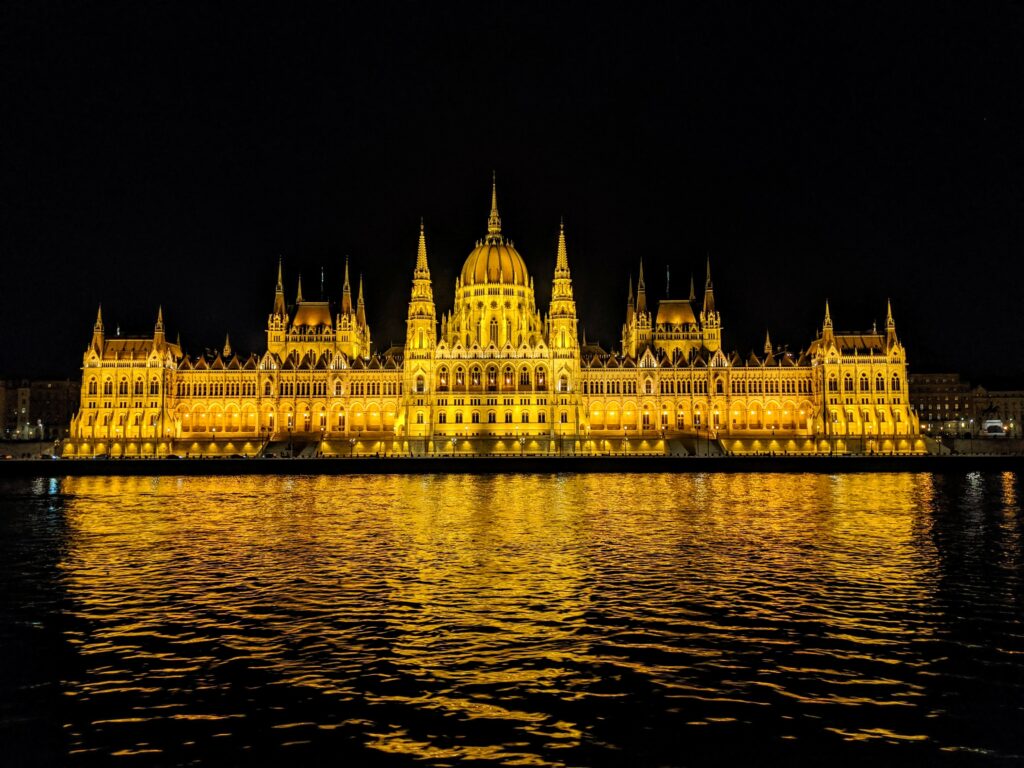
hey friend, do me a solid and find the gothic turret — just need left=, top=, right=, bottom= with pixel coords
left=91, top=304, right=104, bottom=354
left=405, top=219, right=437, bottom=356
left=272, top=258, right=287, bottom=318
left=153, top=306, right=165, bottom=350
left=341, top=258, right=353, bottom=315
left=548, top=218, right=578, bottom=353
left=356, top=275, right=367, bottom=329
left=885, top=299, right=898, bottom=349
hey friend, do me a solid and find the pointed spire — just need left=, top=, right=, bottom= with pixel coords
left=273, top=258, right=287, bottom=317
left=689, top=273, right=696, bottom=301
left=636, top=261, right=647, bottom=314
left=823, top=299, right=833, bottom=329
left=154, top=306, right=164, bottom=336
left=341, top=257, right=353, bottom=314
left=702, top=255, right=716, bottom=316
left=296, top=274, right=304, bottom=304
left=223, top=334, right=231, bottom=358
left=627, top=274, right=634, bottom=306
left=175, top=331, right=181, bottom=348
left=356, top=274, right=366, bottom=328
left=885, top=298, right=897, bottom=347
left=94, top=304, right=104, bottom=331
left=486, top=171, right=502, bottom=239
left=764, top=330, right=772, bottom=356
left=555, top=217, right=569, bottom=273
left=416, top=218, right=430, bottom=274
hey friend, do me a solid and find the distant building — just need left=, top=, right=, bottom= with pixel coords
left=0, top=379, right=79, bottom=440
left=64, top=177, right=923, bottom=457
left=909, top=373, right=974, bottom=435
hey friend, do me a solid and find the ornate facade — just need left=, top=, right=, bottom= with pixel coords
left=66, top=179, right=924, bottom=457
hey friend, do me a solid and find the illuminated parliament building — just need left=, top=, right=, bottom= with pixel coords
left=66, top=179, right=924, bottom=457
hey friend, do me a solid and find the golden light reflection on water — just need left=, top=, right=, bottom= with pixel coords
left=47, top=472, right=1021, bottom=764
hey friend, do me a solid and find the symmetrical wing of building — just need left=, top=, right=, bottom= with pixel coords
left=67, top=180, right=924, bottom=457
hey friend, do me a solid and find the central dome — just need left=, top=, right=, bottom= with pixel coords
left=459, top=176, right=530, bottom=287
left=461, top=239, right=529, bottom=287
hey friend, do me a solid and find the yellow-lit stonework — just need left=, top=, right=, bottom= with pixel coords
left=66, top=179, right=924, bottom=457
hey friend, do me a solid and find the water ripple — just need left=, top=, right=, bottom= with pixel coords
left=1, top=472, right=1023, bottom=765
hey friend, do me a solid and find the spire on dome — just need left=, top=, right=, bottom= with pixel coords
left=486, top=171, right=502, bottom=240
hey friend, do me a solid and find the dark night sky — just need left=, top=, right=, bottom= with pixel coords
left=2, top=2, right=1023, bottom=383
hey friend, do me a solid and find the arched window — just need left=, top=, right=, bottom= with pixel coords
left=133, top=379, right=143, bottom=395
left=88, top=379, right=98, bottom=395
left=715, top=379, right=724, bottom=394
left=519, top=368, right=530, bottom=386
left=559, top=374, right=568, bottom=393
left=860, top=374, right=869, bottom=392
left=876, top=374, right=885, bottom=391
left=416, top=375, right=425, bottom=394
left=118, top=379, right=128, bottom=395
left=560, top=411, right=568, bottom=423
left=455, top=367, right=465, bottom=387
left=504, top=411, right=513, bottom=423
left=644, top=379, right=653, bottom=395
left=416, top=411, right=424, bottom=424
left=471, top=367, right=481, bottom=386
left=439, top=412, right=447, bottom=424
left=149, top=379, right=159, bottom=395
left=828, top=375, right=838, bottom=393
left=503, top=366, right=513, bottom=387
left=438, top=367, right=449, bottom=389
left=334, top=380, right=343, bottom=396
left=536, top=368, right=546, bottom=390
left=264, top=381, right=273, bottom=396
left=489, top=318, right=498, bottom=345
left=521, top=412, right=530, bottom=423
left=488, top=411, right=496, bottom=423
left=103, top=379, right=113, bottom=396
left=844, top=374, right=854, bottom=392
left=891, top=375, right=901, bottom=391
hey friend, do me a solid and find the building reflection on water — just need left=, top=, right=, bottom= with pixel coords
left=15, top=472, right=1018, bottom=764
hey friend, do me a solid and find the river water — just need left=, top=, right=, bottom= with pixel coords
left=1, top=472, right=1022, bottom=766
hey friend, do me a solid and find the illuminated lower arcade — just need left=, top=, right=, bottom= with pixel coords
left=65, top=180, right=924, bottom=457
